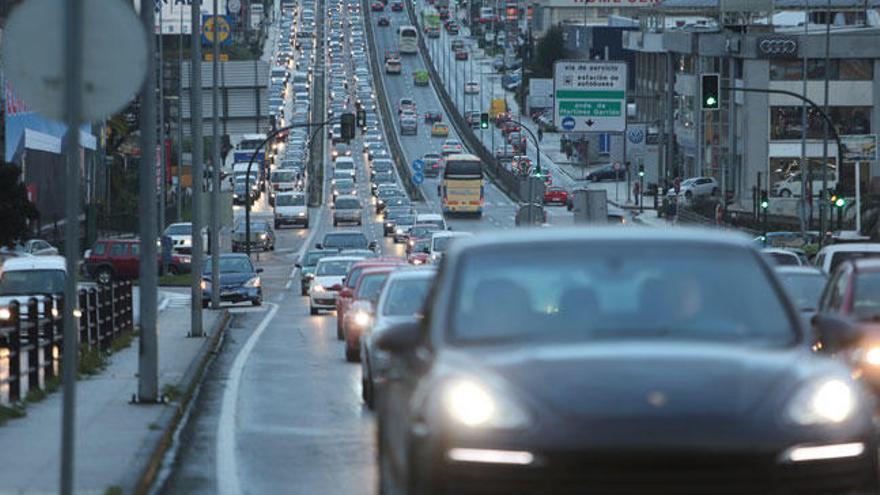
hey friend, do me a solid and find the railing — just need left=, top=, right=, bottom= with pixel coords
left=0, top=281, right=134, bottom=405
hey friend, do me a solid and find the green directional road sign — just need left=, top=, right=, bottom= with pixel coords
left=553, top=61, right=627, bottom=133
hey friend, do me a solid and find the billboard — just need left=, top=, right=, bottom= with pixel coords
left=841, top=134, right=878, bottom=162
left=134, top=0, right=228, bottom=35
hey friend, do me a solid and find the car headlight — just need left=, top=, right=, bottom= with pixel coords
left=297, top=211, right=306, bottom=217
left=244, top=276, right=261, bottom=288
left=353, top=310, right=370, bottom=327
left=200, top=279, right=209, bottom=290
left=395, top=228, right=404, bottom=234
left=312, top=284, right=326, bottom=292
left=787, top=377, right=858, bottom=425
left=441, top=379, right=529, bottom=429
left=260, top=233, right=268, bottom=240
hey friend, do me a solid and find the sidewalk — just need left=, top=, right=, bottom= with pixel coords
left=0, top=291, right=228, bottom=495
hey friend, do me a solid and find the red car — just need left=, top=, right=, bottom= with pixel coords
left=341, top=266, right=399, bottom=362
left=543, top=186, right=569, bottom=205
left=335, top=258, right=406, bottom=340
left=407, top=238, right=432, bottom=265
left=371, top=1, right=384, bottom=11
left=501, top=121, right=521, bottom=136
left=83, top=238, right=190, bottom=284
left=390, top=0, right=404, bottom=11
left=454, top=49, right=468, bottom=61
left=377, top=15, right=390, bottom=26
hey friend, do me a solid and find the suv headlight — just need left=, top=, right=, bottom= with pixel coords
left=440, top=378, right=530, bottom=429
left=244, top=277, right=261, bottom=288
left=787, top=377, right=858, bottom=425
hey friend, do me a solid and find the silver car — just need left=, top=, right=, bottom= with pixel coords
left=399, top=116, right=418, bottom=136
left=333, top=195, right=363, bottom=226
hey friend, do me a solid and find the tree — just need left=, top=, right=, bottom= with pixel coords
left=0, top=163, right=39, bottom=247
left=531, top=25, right=567, bottom=79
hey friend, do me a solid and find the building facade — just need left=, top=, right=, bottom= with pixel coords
left=625, top=3, right=880, bottom=217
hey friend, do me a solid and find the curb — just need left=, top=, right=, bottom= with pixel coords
left=124, top=309, right=231, bottom=495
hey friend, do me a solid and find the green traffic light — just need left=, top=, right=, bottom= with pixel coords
left=705, top=96, right=717, bottom=107
left=760, top=201, right=769, bottom=209
left=835, top=197, right=846, bottom=208
left=638, top=171, right=645, bottom=177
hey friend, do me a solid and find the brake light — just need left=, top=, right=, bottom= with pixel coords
left=330, top=284, right=343, bottom=291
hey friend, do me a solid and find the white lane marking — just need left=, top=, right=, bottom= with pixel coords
left=216, top=302, right=280, bottom=495
left=284, top=280, right=293, bottom=290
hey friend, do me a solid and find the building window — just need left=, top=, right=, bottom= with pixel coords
left=770, top=106, right=871, bottom=140
left=769, top=59, right=873, bottom=81
left=598, top=133, right=611, bottom=154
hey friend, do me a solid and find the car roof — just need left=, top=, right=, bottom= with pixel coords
left=818, top=243, right=880, bottom=254
left=432, top=231, right=472, bottom=240
left=416, top=213, right=443, bottom=220
left=353, top=258, right=406, bottom=268
left=1, top=255, right=66, bottom=272
left=775, top=266, right=825, bottom=276
left=319, top=256, right=366, bottom=263
left=850, top=258, right=880, bottom=272
left=446, top=227, right=756, bottom=256
left=762, top=248, right=800, bottom=256
left=386, top=267, right=437, bottom=282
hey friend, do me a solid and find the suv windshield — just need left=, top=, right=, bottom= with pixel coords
left=450, top=244, right=796, bottom=346
left=323, top=233, right=368, bottom=249
left=0, top=269, right=65, bottom=295
left=165, top=225, right=190, bottom=235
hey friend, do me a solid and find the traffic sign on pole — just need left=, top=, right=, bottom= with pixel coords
left=412, top=159, right=425, bottom=173
left=412, top=171, right=425, bottom=185
left=553, top=60, right=627, bottom=133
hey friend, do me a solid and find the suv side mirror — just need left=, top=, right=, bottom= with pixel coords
left=368, top=241, right=378, bottom=252
left=376, top=321, right=423, bottom=353
left=812, top=313, right=863, bottom=351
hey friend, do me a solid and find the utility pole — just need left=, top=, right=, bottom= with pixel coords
left=819, top=0, right=831, bottom=236
left=177, top=2, right=184, bottom=222
left=138, top=0, right=159, bottom=404
left=61, top=0, right=84, bottom=492
left=158, top=4, right=167, bottom=274
left=210, top=0, right=221, bottom=308
left=190, top=0, right=205, bottom=337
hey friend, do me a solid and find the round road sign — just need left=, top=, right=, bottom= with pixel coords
left=412, top=171, right=425, bottom=185
left=204, top=15, right=232, bottom=45
left=2, top=0, right=148, bottom=122
left=412, top=159, right=425, bottom=173
left=561, top=116, right=576, bottom=131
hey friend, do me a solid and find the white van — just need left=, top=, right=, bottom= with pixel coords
left=429, top=231, right=473, bottom=263
left=815, top=243, right=880, bottom=273
left=0, top=255, right=66, bottom=315
left=274, top=191, right=309, bottom=229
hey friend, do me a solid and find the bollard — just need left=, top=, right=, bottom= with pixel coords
left=44, top=296, right=57, bottom=380
left=27, top=297, right=40, bottom=393
left=8, top=301, right=21, bottom=402
left=100, top=284, right=112, bottom=351
left=125, top=281, right=134, bottom=331
left=88, top=288, right=99, bottom=350
left=78, top=290, right=88, bottom=347
left=110, top=282, right=118, bottom=341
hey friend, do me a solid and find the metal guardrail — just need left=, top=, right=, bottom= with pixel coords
left=402, top=0, right=524, bottom=202
left=0, top=281, right=134, bottom=405
left=362, top=0, right=425, bottom=202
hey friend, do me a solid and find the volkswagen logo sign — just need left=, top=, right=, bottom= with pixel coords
left=627, top=128, right=644, bottom=144
left=756, top=37, right=798, bottom=59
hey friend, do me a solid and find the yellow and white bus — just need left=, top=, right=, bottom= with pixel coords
left=440, top=153, right=484, bottom=217
left=397, top=25, right=418, bottom=54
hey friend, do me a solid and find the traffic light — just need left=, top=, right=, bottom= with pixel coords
left=760, top=191, right=769, bottom=210
left=701, top=74, right=720, bottom=111
left=356, top=108, right=367, bottom=128
left=834, top=196, right=847, bottom=208
left=638, top=164, right=645, bottom=178
left=340, top=113, right=356, bottom=141
left=480, top=112, right=489, bottom=129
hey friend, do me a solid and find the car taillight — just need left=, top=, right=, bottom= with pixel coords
left=330, top=284, right=343, bottom=291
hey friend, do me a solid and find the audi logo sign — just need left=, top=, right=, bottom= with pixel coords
left=756, top=36, right=798, bottom=59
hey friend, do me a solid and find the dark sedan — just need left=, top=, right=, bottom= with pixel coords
left=201, top=254, right=263, bottom=307
left=586, top=163, right=625, bottom=182
left=231, top=220, right=275, bottom=252
left=374, top=229, right=879, bottom=495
